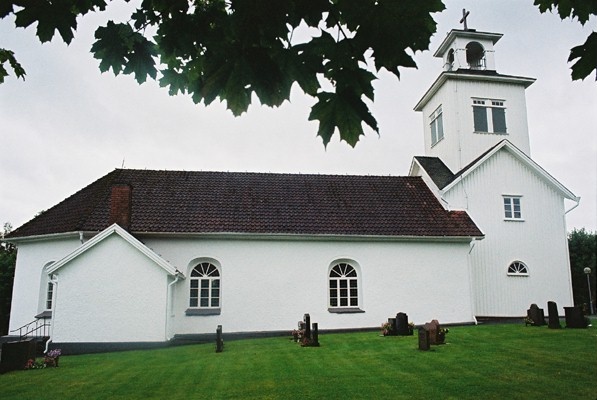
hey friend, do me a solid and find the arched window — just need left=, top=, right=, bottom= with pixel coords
left=37, top=262, right=55, bottom=316
left=466, top=41, right=485, bottom=69
left=329, top=262, right=359, bottom=308
left=507, top=261, right=529, bottom=276
left=189, top=262, right=220, bottom=309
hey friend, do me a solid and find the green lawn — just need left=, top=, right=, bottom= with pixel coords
left=1, top=322, right=596, bottom=399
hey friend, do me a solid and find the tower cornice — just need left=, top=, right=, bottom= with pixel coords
left=414, top=71, right=536, bottom=112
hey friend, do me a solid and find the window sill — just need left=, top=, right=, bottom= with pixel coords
left=507, top=273, right=529, bottom=277
left=430, top=137, right=444, bottom=148
left=504, top=218, right=525, bottom=222
left=474, top=131, right=508, bottom=135
left=185, top=308, right=221, bottom=316
left=328, top=307, right=365, bottom=314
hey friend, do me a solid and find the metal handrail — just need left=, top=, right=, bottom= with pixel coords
left=10, top=318, right=51, bottom=340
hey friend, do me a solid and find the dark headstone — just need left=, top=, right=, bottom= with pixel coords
left=527, top=304, right=546, bottom=326
left=424, top=320, right=442, bottom=345
left=215, top=325, right=224, bottom=353
left=564, top=306, right=588, bottom=328
left=396, top=312, right=410, bottom=336
left=547, top=301, right=561, bottom=329
left=0, top=339, right=36, bottom=373
left=303, top=314, right=311, bottom=340
left=311, top=323, right=320, bottom=347
left=418, top=327, right=430, bottom=351
left=387, top=318, right=397, bottom=336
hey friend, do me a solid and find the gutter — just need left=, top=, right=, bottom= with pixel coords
left=565, top=197, right=581, bottom=214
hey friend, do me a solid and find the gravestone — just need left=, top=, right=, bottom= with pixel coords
left=303, top=314, right=311, bottom=340
left=418, top=327, right=430, bottom=351
left=311, top=323, right=320, bottom=347
left=527, top=304, right=546, bottom=326
left=387, top=318, right=397, bottom=336
left=547, top=301, right=561, bottom=329
left=0, top=339, right=36, bottom=373
left=396, top=312, right=411, bottom=336
left=424, top=320, right=442, bottom=345
left=215, top=325, right=224, bottom=353
left=564, top=306, right=588, bottom=328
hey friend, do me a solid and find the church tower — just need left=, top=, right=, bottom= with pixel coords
left=410, top=14, right=578, bottom=319
left=414, top=25, right=535, bottom=172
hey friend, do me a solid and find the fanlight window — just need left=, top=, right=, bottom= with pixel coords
left=329, top=263, right=358, bottom=308
left=508, top=261, right=529, bottom=276
left=190, top=262, right=220, bottom=308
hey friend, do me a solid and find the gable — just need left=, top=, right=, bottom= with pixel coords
left=9, top=170, right=483, bottom=239
left=447, top=141, right=577, bottom=201
left=46, top=224, right=181, bottom=276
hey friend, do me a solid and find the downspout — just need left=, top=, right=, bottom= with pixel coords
left=165, top=272, right=181, bottom=341
left=467, top=238, right=479, bottom=325
left=44, top=274, right=58, bottom=353
left=563, top=197, right=580, bottom=307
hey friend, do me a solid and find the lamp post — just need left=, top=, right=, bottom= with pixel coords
left=584, top=267, right=594, bottom=315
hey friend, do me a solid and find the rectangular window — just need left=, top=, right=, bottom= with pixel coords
left=473, top=98, right=507, bottom=134
left=430, top=106, right=444, bottom=146
left=46, top=282, right=54, bottom=310
left=503, top=196, right=522, bottom=220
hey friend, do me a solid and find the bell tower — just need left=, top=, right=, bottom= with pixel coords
left=414, top=12, right=536, bottom=172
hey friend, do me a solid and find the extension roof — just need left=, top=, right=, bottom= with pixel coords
left=7, top=169, right=483, bottom=239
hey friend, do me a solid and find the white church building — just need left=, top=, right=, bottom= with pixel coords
left=5, top=27, right=578, bottom=351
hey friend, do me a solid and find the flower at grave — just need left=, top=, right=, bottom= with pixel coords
left=44, top=348, right=62, bottom=367
left=47, top=349, right=62, bottom=358
left=439, top=328, right=449, bottom=335
left=524, top=316, right=534, bottom=326
left=24, top=358, right=46, bottom=370
left=292, top=329, right=304, bottom=342
left=380, top=322, right=393, bottom=336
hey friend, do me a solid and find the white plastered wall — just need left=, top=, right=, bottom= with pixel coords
left=51, top=234, right=170, bottom=343
left=145, top=237, right=475, bottom=336
left=8, top=237, right=81, bottom=332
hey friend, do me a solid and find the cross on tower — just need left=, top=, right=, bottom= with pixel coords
left=460, top=8, right=470, bottom=30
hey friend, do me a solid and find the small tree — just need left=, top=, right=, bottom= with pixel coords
left=0, top=222, right=17, bottom=335
left=568, top=228, right=596, bottom=311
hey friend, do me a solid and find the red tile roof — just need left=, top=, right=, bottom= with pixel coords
left=8, top=169, right=483, bottom=239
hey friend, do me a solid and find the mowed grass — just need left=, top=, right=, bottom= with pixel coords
left=1, top=322, right=596, bottom=400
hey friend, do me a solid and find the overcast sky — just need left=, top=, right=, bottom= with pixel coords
left=1, top=0, right=595, bottom=233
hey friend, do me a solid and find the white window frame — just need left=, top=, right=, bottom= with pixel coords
left=328, top=260, right=363, bottom=313
left=507, top=261, right=529, bottom=276
left=46, top=280, right=54, bottom=310
left=473, top=98, right=507, bottom=134
left=187, top=261, right=221, bottom=315
left=430, top=105, right=444, bottom=146
left=503, top=195, right=523, bottom=221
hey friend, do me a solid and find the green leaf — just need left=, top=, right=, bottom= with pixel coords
left=309, top=91, right=378, bottom=147
left=0, top=48, right=26, bottom=83
left=568, top=32, right=597, bottom=81
left=0, top=1, right=13, bottom=19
